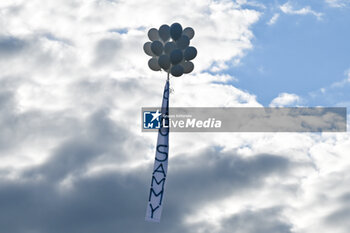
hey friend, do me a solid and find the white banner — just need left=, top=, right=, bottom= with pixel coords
left=145, top=80, right=170, bottom=222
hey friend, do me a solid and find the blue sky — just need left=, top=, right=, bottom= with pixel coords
left=227, top=0, right=350, bottom=106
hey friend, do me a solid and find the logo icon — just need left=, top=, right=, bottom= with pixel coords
left=143, top=110, right=162, bottom=129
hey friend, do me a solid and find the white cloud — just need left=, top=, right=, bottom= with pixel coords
left=235, top=0, right=266, bottom=9
left=280, top=2, right=323, bottom=20
left=325, top=0, right=349, bottom=8
left=309, top=68, right=350, bottom=98
left=0, top=0, right=262, bottom=182
left=331, top=69, right=350, bottom=88
left=267, top=13, right=280, bottom=25
left=270, top=92, right=301, bottom=107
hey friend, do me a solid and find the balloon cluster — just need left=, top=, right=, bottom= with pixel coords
left=143, top=23, right=197, bottom=77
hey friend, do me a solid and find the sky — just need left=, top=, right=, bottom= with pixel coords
left=0, top=0, right=350, bottom=233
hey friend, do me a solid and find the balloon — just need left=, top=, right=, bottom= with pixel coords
left=148, top=28, right=159, bottom=41
left=183, top=27, right=195, bottom=40
left=170, top=23, right=182, bottom=41
left=164, top=42, right=176, bottom=54
left=171, top=64, right=184, bottom=77
left=150, top=41, right=163, bottom=56
left=144, top=24, right=196, bottom=75
left=159, top=24, right=170, bottom=42
left=183, top=61, right=194, bottom=73
left=148, top=58, right=161, bottom=71
left=176, top=35, right=190, bottom=50
left=170, top=49, right=183, bottom=65
left=158, top=54, right=171, bottom=70
left=184, top=46, right=197, bottom=61
left=143, top=42, right=154, bottom=56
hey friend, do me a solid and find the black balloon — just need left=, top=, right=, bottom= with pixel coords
left=145, top=23, right=196, bottom=76
left=148, top=58, right=161, bottom=71
left=170, top=49, right=183, bottom=65
left=143, top=42, right=154, bottom=56
left=159, top=24, right=170, bottom=42
left=183, top=61, right=194, bottom=73
left=176, top=35, right=190, bottom=50
left=170, top=23, right=182, bottom=41
left=171, top=64, right=184, bottom=77
left=183, top=27, right=195, bottom=40
left=184, top=46, right=197, bottom=61
left=158, top=54, right=171, bottom=70
left=164, top=42, right=176, bottom=54
left=148, top=28, right=159, bottom=41
left=150, top=41, right=163, bottom=56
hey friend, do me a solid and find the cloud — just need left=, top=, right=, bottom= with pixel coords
left=269, top=93, right=301, bottom=107
left=0, top=36, right=27, bottom=57
left=219, top=207, right=293, bottom=233
left=330, top=70, right=350, bottom=88
left=235, top=0, right=266, bottom=9
left=326, top=206, right=350, bottom=230
left=0, top=0, right=261, bottom=74
left=0, top=143, right=300, bottom=233
left=267, top=13, right=280, bottom=25
left=0, top=1, right=264, bottom=231
left=325, top=0, right=349, bottom=8
left=308, top=68, right=350, bottom=102
left=94, top=38, right=120, bottom=66
left=280, top=2, right=323, bottom=20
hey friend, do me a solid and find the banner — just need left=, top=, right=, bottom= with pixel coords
left=145, top=80, right=170, bottom=222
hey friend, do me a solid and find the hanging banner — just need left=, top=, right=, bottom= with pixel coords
left=145, top=80, right=170, bottom=222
